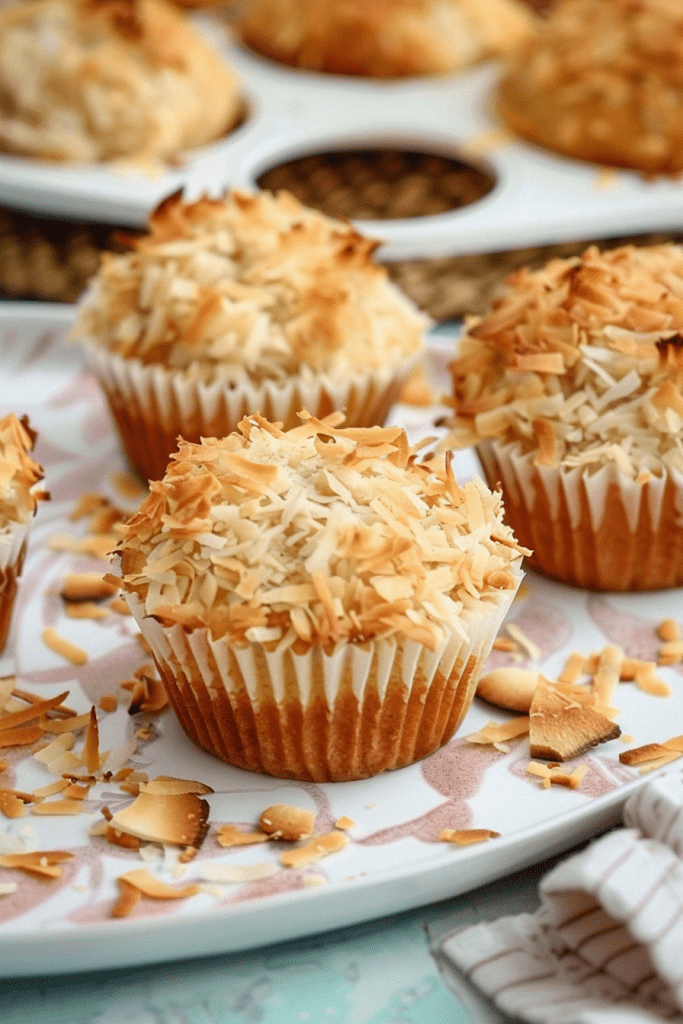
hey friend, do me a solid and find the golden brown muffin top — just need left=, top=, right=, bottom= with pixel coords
left=71, top=189, right=427, bottom=381
left=498, top=0, right=683, bottom=173
left=234, top=0, right=536, bottom=78
left=114, top=412, right=524, bottom=647
left=0, top=415, right=46, bottom=526
left=450, top=243, right=683, bottom=477
left=0, top=0, right=241, bottom=165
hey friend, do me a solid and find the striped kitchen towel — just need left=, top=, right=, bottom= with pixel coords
left=439, top=771, right=683, bottom=1024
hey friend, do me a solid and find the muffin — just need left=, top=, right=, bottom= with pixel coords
left=449, top=242, right=683, bottom=591
left=233, top=0, right=536, bottom=78
left=70, top=189, right=428, bottom=482
left=0, top=0, right=242, bottom=167
left=112, top=412, right=525, bottom=782
left=0, top=415, right=47, bottom=653
left=497, top=0, right=683, bottom=175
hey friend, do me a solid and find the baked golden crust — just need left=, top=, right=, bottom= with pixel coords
left=114, top=412, right=524, bottom=647
left=450, top=243, right=683, bottom=478
left=0, top=0, right=241, bottom=165
left=71, top=189, right=427, bottom=381
left=235, top=0, right=536, bottom=78
left=497, top=0, right=683, bottom=174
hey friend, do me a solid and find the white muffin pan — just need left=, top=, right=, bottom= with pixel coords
left=4, top=15, right=683, bottom=261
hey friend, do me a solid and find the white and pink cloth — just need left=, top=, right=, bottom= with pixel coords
left=440, top=771, right=683, bottom=1023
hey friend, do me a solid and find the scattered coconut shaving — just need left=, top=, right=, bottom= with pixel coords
left=259, top=804, right=315, bottom=842
left=619, top=735, right=683, bottom=773
left=527, top=761, right=588, bottom=790
left=529, top=676, right=621, bottom=761
left=0, top=850, right=73, bottom=879
left=109, top=791, right=210, bottom=848
left=215, top=825, right=270, bottom=848
left=279, top=831, right=349, bottom=868
left=439, top=828, right=500, bottom=845
left=197, top=862, right=277, bottom=884
left=41, top=628, right=88, bottom=666
left=111, top=869, right=200, bottom=918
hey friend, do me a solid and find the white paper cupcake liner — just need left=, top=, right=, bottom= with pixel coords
left=125, top=577, right=521, bottom=782
left=0, top=518, right=30, bottom=653
left=82, top=340, right=419, bottom=482
left=477, top=438, right=683, bottom=590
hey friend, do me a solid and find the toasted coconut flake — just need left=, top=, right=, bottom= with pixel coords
left=110, top=792, right=209, bottom=848
left=128, top=675, right=169, bottom=715
left=527, top=761, right=587, bottom=790
left=0, top=882, right=17, bottom=895
left=32, top=779, right=69, bottom=799
left=476, top=667, right=539, bottom=713
left=0, top=791, right=27, bottom=818
left=620, top=736, right=683, bottom=773
left=109, top=597, right=131, bottom=616
left=46, top=750, right=82, bottom=775
left=111, top=878, right=142, bottom=918
left=334, top=816, right=356, bottom=831
left=439, top=828, right=500, bottom=845
left=592, top=644, right=622, bottom=707
left=0, top=850, right=73, bottom=878
left=65, top=602, right=109, bottom=621
left=0, top=690, right=69, bottom=732
left=0, top=724, right=44, bottom=749
left=141, top=777, right=213, bottom=796
left=81, top=707, right=100, bottom=774
left=111, top=471, right=147, bottom=501
left=215, top=825, right=270, bottom=848
left=658, top=640, right=683, bottom=666
left=492, top=637, right=518, bottom=653
left=0, top=676, right=15, bottom=711
left=529, top=676, right=621, bottom=761
left=259, top=804, right=316, bottom=842
left=658, top=618, right=682, bottom=643
left=558, top=652, right=586, bottom=685
left=41, top=628, right=88, bottom=666
left=61, top=573, right=118, bottom=602
left=99, top=695, right=118, bottom=713
left=634, top=663, right=672, bottom=697
left=279, top=831, right=349, bottom=868
left=106, top=826, right=141, bottom=850
left=116, top=869, right=200, bottom=902
left=466, top=717, right=530, bottom=746
left=31, top=799, right=84, bottom=816
left=33, top=733, right=75, bottom=763
left=197, top=862, right=278, bottom=883
left=63, top=784, right=89, bottom=800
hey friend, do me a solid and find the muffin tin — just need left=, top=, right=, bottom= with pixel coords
left=3, top=16, right=683, bottom=261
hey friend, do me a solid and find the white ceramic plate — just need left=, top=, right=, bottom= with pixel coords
left=1, top=304, right=682, bottom=979
left=3, top=22, right=683, bottom=260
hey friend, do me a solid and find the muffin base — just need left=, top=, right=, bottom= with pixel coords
left=0, top=536, right=27, bottom=654
left=128, top=584, right=520, bottom=782
left=478, top=439, right=683, bottom=591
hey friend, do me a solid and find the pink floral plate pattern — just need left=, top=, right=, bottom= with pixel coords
left=0, top=304, right=682, bottom=978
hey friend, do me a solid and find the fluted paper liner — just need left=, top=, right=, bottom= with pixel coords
left=83, top=342, right=418, bottom=483
left=0, top=519, right=29, bottom=653
left=478, top=437, right=683, bottom=590
left=126, top=581, right=520, bottom=782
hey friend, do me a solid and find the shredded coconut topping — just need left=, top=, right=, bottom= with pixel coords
left=70, top=189, right=427, bottom=382
left=0, top=414, right=45, bottom=527
left=450, top=243, right=683, bottom=477
left=0, top=0, right=241, bottom=165
left=114, top=412, right=523, bottom=647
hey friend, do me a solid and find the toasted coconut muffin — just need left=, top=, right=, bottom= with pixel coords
left=234, top=0, right=536, bottom=78
left=70, top=189, right=428, bottom=482
left=112, top=412, right=525, bottom=781
left=0, top=0, right=242, bottom=166
left=449, top=242, right=683, bottom=591
left=497, top=0, right=683, bottom=175
left=0, top=415, right=46, bottom=652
